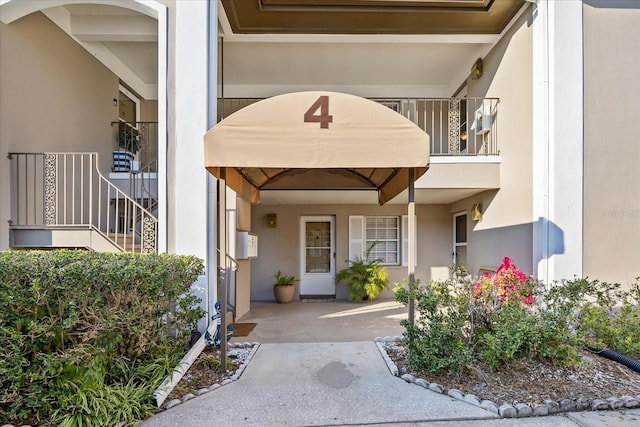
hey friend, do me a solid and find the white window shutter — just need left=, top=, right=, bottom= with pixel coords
left=402, top=215, right=418, bottom=267
left=349, top=215, right=364, bottom=261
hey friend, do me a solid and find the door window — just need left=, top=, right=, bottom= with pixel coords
left=454, top=212, right=467, bottom=267
left=305, top=221, right=331, bottom=273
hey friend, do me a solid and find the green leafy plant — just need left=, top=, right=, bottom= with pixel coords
left=336, top=242, right=389, bottom=302
left=0, top=250, right=204, bottom=425
left=544, top=277, right=640, bottom=358
left=394, top=257, right=589, bottom=374
left=395, top=278, right=473, bottom=373
left=274, top=270, right=299, bottom=286
left=118, top=122, right=140, bottom=154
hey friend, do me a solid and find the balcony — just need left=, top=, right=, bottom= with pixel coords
left=219, top=97, right=499, bottom=156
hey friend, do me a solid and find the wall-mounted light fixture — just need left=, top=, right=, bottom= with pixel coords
left=267, top=213, right=277, bottom=228
left=472, top=203, right=483, bottom=222
left=113, top=98, right=118, bottom=106
left=471, top=58, right=483, bottom=80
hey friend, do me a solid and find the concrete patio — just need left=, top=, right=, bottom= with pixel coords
left=142, top=299, right=640, bottom=426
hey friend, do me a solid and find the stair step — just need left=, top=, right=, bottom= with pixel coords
left=107, top=233, right=142, bottom=252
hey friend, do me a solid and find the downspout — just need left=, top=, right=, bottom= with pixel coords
left=408, top=168, right=416, bottom=327
left=209, top=2, right=228, bottom=373
left=207, top=0, right=218, bottom=337
left=217, top=169, right=228, bottom=372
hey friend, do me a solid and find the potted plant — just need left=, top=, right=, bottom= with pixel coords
left=113, top=122, right=140, bottom=172
left=118, top=122, right=140, bottom=155
left=273, top=270, right=298, bottom=304
left=336, top=242, right=389, bottom=302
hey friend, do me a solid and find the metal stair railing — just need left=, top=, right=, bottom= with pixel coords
left=217, top=249, right=239, bottom=319
left=128, top=159, right=159, bottom=222
left=8, top=152, right=158, bottom=253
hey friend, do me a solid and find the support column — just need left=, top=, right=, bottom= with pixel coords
left=217, top=168, right=227, bottom=372
left=532, top=0, right=584, bottom=284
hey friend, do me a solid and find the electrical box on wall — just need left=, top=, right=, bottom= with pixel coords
left=237, top=231, right=258, bottom=259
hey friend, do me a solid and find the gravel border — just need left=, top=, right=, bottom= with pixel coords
left=374, top=336, right=640, bottom=418
left=162, top=341, right=260, bottom=410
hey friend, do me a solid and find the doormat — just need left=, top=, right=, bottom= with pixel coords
left=232, top=322, right=257, bottom=337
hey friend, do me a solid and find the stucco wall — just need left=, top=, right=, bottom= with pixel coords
left=0, top=12, right=120, bottom=251
left=582, top=1, right=640, bottom=286
left=463, top=6, right=535, bottom=276
left=250, top=203, right=451, bottom=301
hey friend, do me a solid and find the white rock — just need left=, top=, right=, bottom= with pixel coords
left=515, top=402, right=532, bottom=417
left=447, top=389, right=463, bottom=400
left=480, top=400, right=500, bottom=413
left=499, top=404, right=517, bottom=418
left=164, top=398, right=182, bottom=409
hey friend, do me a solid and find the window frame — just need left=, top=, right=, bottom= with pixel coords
left=349, top=215, right=416, bottom=267
left=453, top=211, right=468, bottom=267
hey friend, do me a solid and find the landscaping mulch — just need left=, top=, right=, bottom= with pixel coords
left=384, top=343, right=640, bottom=406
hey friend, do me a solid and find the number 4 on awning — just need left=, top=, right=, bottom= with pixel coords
left=304, top=95, right=333, bottom=129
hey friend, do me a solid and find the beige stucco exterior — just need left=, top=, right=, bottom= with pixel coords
left=0, top=12, right=120, bottom=251
left=582, top=1, right=640, bottom=286
left=2, top=0, right=638, bottom=320
left=250, top=203, right=452, bottom=301
left=453, top=6, right=535, bottom=275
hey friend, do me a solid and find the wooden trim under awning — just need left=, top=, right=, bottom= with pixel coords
left=204, top=91, right=429, bottom=205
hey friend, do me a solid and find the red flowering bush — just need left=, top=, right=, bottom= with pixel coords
left=472, top=257, right=534, bottom=307
left=396, top=257, right=583, bottom=372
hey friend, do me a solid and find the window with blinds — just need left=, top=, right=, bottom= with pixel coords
left=349, top=215, right=415, bottom=266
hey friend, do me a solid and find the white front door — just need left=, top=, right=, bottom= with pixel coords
left=300, top=216, right=335, bottom=296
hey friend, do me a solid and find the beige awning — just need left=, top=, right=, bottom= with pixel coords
left=204, top=91, right=429, bottom=204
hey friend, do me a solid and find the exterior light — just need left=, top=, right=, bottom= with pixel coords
left=267, top=213, right=277, bottom=228
left=472, top=203, right=483, bottom=222
left=471, top=58, right=483, bottom=80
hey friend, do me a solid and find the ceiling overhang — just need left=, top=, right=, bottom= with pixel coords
left=204, top=91, right=430, bottom=205
left=220, top=0, right=526, bottom=35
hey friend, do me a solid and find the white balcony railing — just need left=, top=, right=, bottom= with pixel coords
left=219, top=97, right=499, bottom=156
left=8, top=152, right=157, bottom=253
left=371, top=98, right=499, bottom=156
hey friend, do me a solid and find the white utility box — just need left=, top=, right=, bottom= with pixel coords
left=237, top=231, right=258, bottom=259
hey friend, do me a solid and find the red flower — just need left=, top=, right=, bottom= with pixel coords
left=472, top=257, right=535, bottom=307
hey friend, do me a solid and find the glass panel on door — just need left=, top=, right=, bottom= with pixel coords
left=306, top=221, right=330, bottom=273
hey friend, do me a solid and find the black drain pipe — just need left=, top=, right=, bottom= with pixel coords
left=584, top=345, right=640, bottom=374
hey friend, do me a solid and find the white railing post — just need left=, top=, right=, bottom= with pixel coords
left=8, top=152, right=158, bottom=253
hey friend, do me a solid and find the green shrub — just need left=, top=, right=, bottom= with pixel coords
left=394, top=257, right=590, bottom=374
left=545, top=277, right=640, bottom=359
left=394, top=278, right=473, bottom=373
left=0, top=250, right=204, bottom=425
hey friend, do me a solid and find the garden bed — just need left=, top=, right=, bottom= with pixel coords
left=385, top=341, right=640, bottom=407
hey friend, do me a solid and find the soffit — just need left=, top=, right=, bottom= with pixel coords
left=221, top=0, right=525, bottom=35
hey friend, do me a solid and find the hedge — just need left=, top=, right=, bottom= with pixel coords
left=0, top=250, right=204, bottom=425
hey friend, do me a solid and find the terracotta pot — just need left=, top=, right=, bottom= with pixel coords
left=273, top=284, right=295, bottom=303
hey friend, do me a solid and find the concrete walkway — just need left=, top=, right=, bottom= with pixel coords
left=143, top=300, right=640, bottom=426
left=143, top=341, right=498, bottom=426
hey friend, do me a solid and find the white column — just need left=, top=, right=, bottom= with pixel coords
left=174, top=0, right=210, bottom=327
left=174, top=0, right=208, bottom=254
left=154, top=1, right=168, bottom=253
left=532, top=0, right=584, bottom=284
